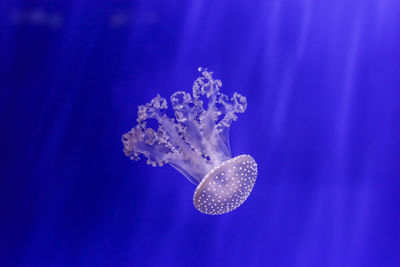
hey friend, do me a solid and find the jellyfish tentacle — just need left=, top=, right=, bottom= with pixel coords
left=137, top=94, right=203, bottom=162
left=122, top=68, right=248, bottom=184
left=192, top=69, right=231, bottom=163
left=170, top=91, right=205, bottom=156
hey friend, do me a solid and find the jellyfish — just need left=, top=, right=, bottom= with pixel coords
left=122, top=68, right=258, bottom=215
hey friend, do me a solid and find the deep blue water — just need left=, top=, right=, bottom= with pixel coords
left=1, top=0, right=399, bottom=266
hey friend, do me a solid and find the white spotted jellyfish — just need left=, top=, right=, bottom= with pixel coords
left=122, top=68, right=258, bottom=215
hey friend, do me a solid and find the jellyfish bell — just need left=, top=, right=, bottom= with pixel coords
left=122, top=68, right=258, bottom=215
left=193, top=154, right=257, bottom=215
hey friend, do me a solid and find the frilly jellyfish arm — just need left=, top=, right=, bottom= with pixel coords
left=122, top=94, right=209, bottom=183
left=122, top=68, right=258, bottom=215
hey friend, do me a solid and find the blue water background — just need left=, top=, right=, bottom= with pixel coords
left=1, top=0, right=399, bottom=266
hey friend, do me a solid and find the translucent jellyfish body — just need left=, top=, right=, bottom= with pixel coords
left=122, top=68, right=258, bottom=215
